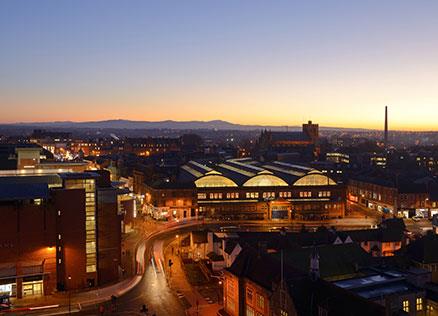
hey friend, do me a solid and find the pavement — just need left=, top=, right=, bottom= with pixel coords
left=162, top=238, right=221, bottom=316
left=4, top=217, right=157, bottom=316
left=2, top=215, right=390, bottom=316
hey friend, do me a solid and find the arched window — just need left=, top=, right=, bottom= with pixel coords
left=243, top=173, right=288, bottom=187
left=195, top=173, right=238, bottom=188
left=293, top=172, right=336, bottom=186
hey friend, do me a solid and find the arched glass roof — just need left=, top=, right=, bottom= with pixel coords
left=293, top=172, right=336, bottom=186
left=243, top=174, right=288, bottom=187
left=195, top=174, right=238, bottom=188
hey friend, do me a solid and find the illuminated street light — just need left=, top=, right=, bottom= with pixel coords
left=68, top=275, right=72, bottom=315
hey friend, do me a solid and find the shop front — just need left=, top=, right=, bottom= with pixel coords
left=22, top=276, right=44, bottom=297
left=269, top=200, right=291, bottom=220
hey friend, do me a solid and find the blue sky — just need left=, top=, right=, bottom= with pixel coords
left=1, top=1, right=438, bottom=129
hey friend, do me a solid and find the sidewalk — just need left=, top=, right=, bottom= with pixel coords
left=164, top=239, right=221, bottom=316
left=7, top=218, right=152, bottom=314
left=9, top=269, right=142, bottom=308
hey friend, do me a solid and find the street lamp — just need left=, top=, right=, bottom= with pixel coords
left=217, top=280, right=223, bottom=305
left=67, top=275, right=72, bottom=315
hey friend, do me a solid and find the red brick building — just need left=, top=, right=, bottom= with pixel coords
left=0, top=171, right=124, bottom=299
left=136, top=158, right=345, bottom=221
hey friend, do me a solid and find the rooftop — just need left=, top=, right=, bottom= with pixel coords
left=174, top=158, right=337, bottom=188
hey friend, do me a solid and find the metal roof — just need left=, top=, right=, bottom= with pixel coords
left=0, top=182, right=49, bottom=201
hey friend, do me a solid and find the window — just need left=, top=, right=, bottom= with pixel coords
left=416, top=297, right=423, bottom=311
left=256, top=294, right=264, bottom=310
left=263, top=192, right=275, bottom=199
left=300, top=191, right=312, bottom=198
left=246, top=288, right=253, bottom=303
left=426, top=305, right=434, bottom=315
left=246, top=192, right=259, bottom=199
left=318, top=191, right=331, bottom=198
left=209, top=193, right=223, bottom=200
left=227, top=298, right=236, bottom=313
left=227, top=280, right=235, bottom=295
left=280, top=310, right=288, bottom=316
left=197, top=193, right=206, bottom=199
left=226, top=192, right=239, bottom=199
left=403, top=300, right=409, bottom=313
left=246, top=306, right=255, bottom=316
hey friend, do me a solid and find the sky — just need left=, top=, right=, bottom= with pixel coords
left=1, top=1, right=438, bottom=130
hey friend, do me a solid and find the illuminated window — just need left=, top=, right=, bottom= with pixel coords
left=227, top=280, right=235, bottom=295
left=403, top=300, right=409, bottom=312
left=300, top=191, right=312, bottom=198
left=263, top=192, right=275, bottom=198
left=65, top=178, right=97, bottom=273
left=416, top=297, right=423, bottom=311
left=227, top=192, right=239, bottom=199
left=256, top=294, right=264, bottom=309
left=246, top=306, right=255, bottom=316
left=426, top=305, right=434, bottom=315
left=195, top=173, right=238, bottom=188
left=246, top=288, right=253, bottom=302
left=294, top=172, right=336, bottom=186
left=243, top=174, right=288, bottom=187
left=280, top=310, right=288, bottom=316
left=318, top=191, right=331, bottom=197
left=246, top=192, right=259, bottom=199
left=227, top=298, right=236, bottom=313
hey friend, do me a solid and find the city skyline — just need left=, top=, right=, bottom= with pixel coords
left=2, top=1, right=438, bottom=130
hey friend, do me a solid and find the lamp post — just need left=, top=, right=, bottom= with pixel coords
left=218, top=280, right=223, bottom=305
left=67, top=275, right=72, bottom=315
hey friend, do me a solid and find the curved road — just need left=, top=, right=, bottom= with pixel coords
left=76, top=225, right=207, bottom=316
left=14, top=218, right=376, bottom=316
left=75, top=217, right=377, bottom=315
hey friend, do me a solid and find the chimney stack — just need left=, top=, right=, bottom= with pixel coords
left=384, top=106, right=388, bottom=146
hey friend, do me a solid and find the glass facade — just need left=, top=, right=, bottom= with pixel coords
left=22, top=280, right=43, bottom=297
left=195, top=174, right=238, bottom=188
left=243, top=174, right=288, bottom=187
left=64, top=178, right=97, bottom=273
left=293, top=173, right=336, bottom=186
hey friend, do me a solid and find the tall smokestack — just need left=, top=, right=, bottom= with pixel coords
left=384, top=106, right=388, bottom=146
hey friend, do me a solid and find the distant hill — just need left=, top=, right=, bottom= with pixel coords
left=3, top=119, right=368, bottom=132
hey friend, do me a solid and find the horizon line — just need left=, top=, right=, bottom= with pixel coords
left=1, top=118, right=438, bottom=133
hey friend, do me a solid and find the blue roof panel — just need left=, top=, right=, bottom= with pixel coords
left=0, top=183, right=49, bottom=201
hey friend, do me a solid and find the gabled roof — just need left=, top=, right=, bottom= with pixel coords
left=191, top=231, right=208, bottom=244
left=278, top=243, right=372, bottom=279
left=406, top=234, right=438, bottom=264
left=227, top=246, right=305, bottom=290
left=227, top=245, right=387, bottom=316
